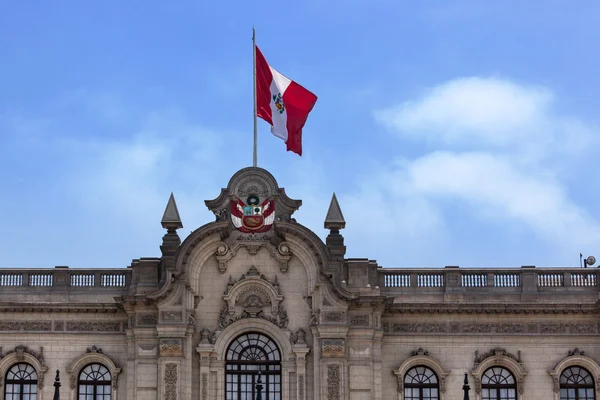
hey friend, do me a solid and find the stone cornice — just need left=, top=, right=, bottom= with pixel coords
left=0, top=302, right=123, bottom=313
left=384, top=302, right=600, bottom=315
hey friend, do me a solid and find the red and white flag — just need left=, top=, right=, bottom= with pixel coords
left=255, top=46, right=317, bottom=156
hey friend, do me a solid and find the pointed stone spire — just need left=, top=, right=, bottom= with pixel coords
left=161, top=193, right=183, bottom=230
left=324, top=193, right=345, bottom=230
left=324, top=193, right=346, bottom=259
left=160, top=193, right=182, bottom=275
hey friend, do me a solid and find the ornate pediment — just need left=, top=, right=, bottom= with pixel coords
left=219, top=266, right=288, bottom=330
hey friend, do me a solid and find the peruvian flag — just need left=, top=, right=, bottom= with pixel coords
left=255, top=46, right=318, bottom=156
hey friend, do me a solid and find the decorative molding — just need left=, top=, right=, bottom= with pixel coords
left=568, top=348, right=585, bottom=356
left=411, top=348, right=428, bottom=356
left=327, top=364, right=341, bottom=400
left=0, top=345, right=48, bottom=389
left=384, top=302, right=599, bottom=315
left=66, top=346, right=121, bottom=391
left=137, top=313, right=158, bottom=326
left=474, top=348, right=521, bottom=365
left=53, top=321, right=64, bottom=331
left=218, top=305, right=288, bottom=330
left=0, top=321, right=51, bottom=331
left=219, top=266, right=288, bottom=329
left=322, top=311, right=346, bottom=324
left=471, top=348, right=527, bottom=395
left=381, top=321, right=600, bottom=335
left=322, top=339, right=345, bottom=358
left=66, top=321, right=122, bottom=332
left=160, top=339, right=184, bottom=357
left=392, top=323, right=446, bottom=333
left=549, top=349, right=600, bottom=396
left=349, top=314, right=370, bottom=327
left=164, top=363, right=178, bottom=400
left=393, top=349, right=450, bottom=395
left=215, top=239, right=292, bottom=274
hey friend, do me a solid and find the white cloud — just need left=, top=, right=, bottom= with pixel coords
left=361, top=77, right=600, bottom=263
left=376, top=77, right=553, bottom=147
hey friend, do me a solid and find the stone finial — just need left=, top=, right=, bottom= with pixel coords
left=161, top=193, right=183, bottom=230
left=324, top=193, right=345, bottom=230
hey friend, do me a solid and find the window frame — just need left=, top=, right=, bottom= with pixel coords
left=224, top=332, right=282, bottom=400
left=559, top=366, right=596, bottom=400
left=77, top=362, right=112, bottom=400
left=481, top=366, right=517, bottom=400
left=4, top=363, right=38, bottom=400
left=403, top=365, right=440, bottom=400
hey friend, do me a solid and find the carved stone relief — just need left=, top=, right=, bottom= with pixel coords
left=327, top=364, right=341, bottom=400
left=392, top=323, right=446, bottom=333
left=322, top=339, right=345, bottom=358
left=160, top=339, right=183, bottom=357
left=290, top=328, right=306, bottom=345
left=53, top=321, right=64, bottom=331
left=349, top=314, right=369, bottom=327
left=137, top=313, right=158, bottom=326
left=162, top=311, right=183, bottom=322
left=164, top=363, right=178, bottom=400
left=199, top=328, right=217, bottom=344
left=215, top=239, right=292, bottom=274
left=322, top=311, right=345, bottom=324
left=66, top=321, right=122, bottom=332
left=218, top=305, right=288, bottom=330
left=382, top=321, right=600, bottom=335
left=0, top=321, right=51, bottom=331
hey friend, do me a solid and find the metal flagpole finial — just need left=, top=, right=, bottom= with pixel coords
left=53, top=369, right=61, bottom=400
left=462, top=372, right=471, bottom=400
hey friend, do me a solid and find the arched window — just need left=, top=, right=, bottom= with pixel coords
left=560, top=366, right=596, bottom=400
left=78, top=363, right=112, bottom=400
left=225, top=332, right=281, bottom=400
left=4, top=363, right=38, bottom=400
left=404, top=366, right=440, bottom=400
left=482, top=367, right=517, bottom=400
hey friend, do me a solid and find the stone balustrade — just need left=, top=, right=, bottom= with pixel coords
left=0, top=266, right=132, bottom=291
left=378, top=266, right=599, bottom=294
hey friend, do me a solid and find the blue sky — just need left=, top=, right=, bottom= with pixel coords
left=1, top=1, right=599, bottom=269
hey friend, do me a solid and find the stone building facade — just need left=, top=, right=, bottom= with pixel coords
left=0, top=167, right=599, bottom=400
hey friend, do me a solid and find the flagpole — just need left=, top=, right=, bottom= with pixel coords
left=252, top=27, right=258, bottom=167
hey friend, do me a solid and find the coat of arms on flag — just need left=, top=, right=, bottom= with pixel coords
left=231, top=194, right=275, bottom=233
